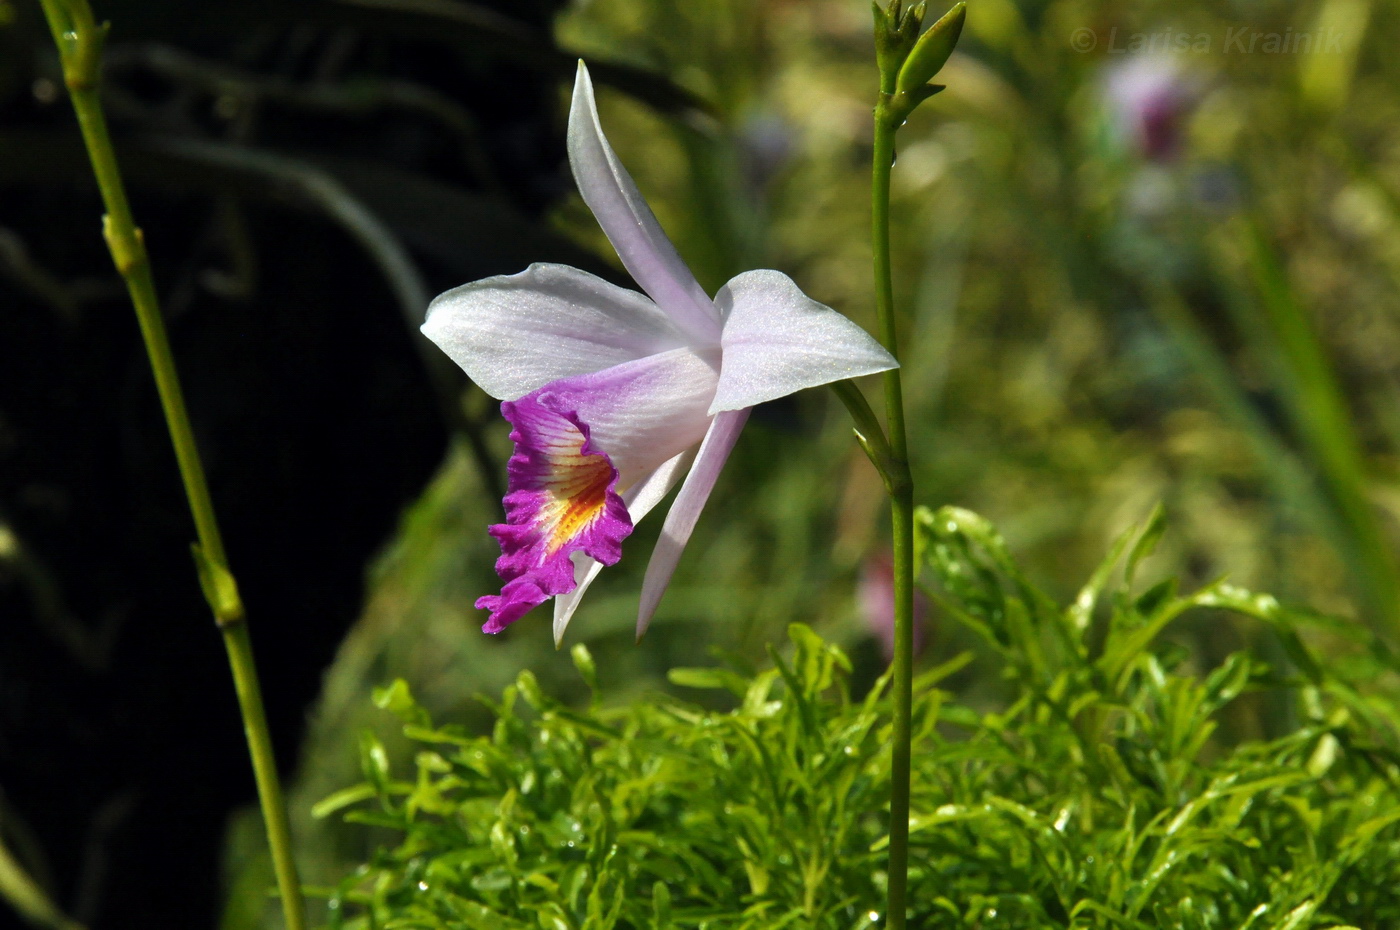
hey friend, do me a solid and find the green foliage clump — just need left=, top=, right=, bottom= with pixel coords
left=324, top=508, right=1400, bottom=929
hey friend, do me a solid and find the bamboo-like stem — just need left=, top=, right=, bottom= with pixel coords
left=872, top=77, right=917, bottom=930
left=36, top=3, right=307, bottom=928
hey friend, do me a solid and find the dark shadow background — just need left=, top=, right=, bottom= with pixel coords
left=0, top=2, right=702, bottom=925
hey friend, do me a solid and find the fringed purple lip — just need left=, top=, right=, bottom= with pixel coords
left=474, top=390, right=632, bottom=633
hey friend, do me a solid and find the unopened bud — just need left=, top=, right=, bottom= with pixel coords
left=876, top=0, right=926, bottom=77
left=895, top=1, right=966, bottom=94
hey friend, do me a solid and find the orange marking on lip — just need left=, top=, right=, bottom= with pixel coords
left=537, top=434, right=613, bottom=556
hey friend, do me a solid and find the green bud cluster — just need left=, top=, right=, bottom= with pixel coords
left=872, top=0, right=928, bottom=78
left=874, top=1, right=967, bottom=123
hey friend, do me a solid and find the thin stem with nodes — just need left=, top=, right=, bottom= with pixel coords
left=871, top=88, right=918, bottom=930
left=35, top=2, right=307, bottom=927
left=856, top=3, right=965, bottom=926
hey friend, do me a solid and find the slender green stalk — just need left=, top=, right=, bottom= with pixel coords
left=873, top=75, right=917, bottom=930
left=36, top=3, right=306, bottom=928
left=865, top=4, right=964, bottom=913
left=1235, top=217, right=1400, bottom=641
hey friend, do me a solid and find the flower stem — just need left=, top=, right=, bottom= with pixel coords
left=872, top=79, right=917, bottom=929
left=37, top=3, right=306, bottom=928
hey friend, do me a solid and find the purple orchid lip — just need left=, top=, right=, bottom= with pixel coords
left=474, top=390, right=632, bottom=633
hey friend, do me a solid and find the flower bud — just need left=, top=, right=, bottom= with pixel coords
left=874, top=0, right=925, bottom=78
left=895, top=1, right=966, bottom=94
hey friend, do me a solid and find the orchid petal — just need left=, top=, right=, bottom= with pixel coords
left=552, top=447, right=696, bottom=645
left=542, top=346, right=718, bottom=486
left=569, top=62, right=720, bottom=346
left=422, top=263, right=687, bottom=400
left=636, top=408, right=751, bottom=638
left=709, top=269, right=897, bottom=414
left=553, top=554, right=607, bottom=645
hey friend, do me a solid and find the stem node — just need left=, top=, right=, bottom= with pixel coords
left=102, top=216, right=148, bottom=276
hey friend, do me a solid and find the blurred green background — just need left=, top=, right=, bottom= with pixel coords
left=5, top=0, right=1400, bottom=926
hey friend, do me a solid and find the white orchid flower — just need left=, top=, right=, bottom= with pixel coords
left=422, top=62, right=896, bottom=643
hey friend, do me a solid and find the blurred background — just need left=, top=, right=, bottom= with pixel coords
left=2, top=0, right=1399, bottom=926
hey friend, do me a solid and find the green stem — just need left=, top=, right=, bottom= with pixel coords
left=222, top=622, right=304, bottom=927
left=37, top=3, right=307, bottom=928
left=873, top=83, right=917, bottom=929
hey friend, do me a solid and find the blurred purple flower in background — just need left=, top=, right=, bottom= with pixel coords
left=1103, top=54, right=1200, bottom=163
left=738, top=111, right=795, bottom=196
left=859, top=549, right=929, bottom=663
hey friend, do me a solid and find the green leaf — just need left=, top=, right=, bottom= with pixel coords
left=1123, top=502, right=1168, bottom=592
left=358, top=731, right=392, bottom=795
left=1067, top=519, right=1136, bottom=635
left=311, top=783, right=378, bottom=819
left=373, top=678, right=431, bottom=727
left=516, top=670, right=549, bottom=710
left=668, top=666, right=750, bottom=695
left=570, top=643, right=598, bottom=694
left=652, top=880, right=672, bottom=928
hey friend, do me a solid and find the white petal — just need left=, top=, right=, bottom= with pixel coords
left=422, top=262, right=687, bottom=401
left=544, top=346, right=719, bottom=486
left=569, top=62, right=721, bottom=346
left=616, top=446, right=701, bottom=517
left=709, top=269, right=898, bottom=414
left=552, top=447, right=697, bottom=645
left=553, top=553, right=606, bottom=647
left=637, top=408, right=751, bottom=639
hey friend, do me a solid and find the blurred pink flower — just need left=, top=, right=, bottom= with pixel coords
left=859, top=549, right=929, bottom=663
left=1103, top=54, right=1200, bottom=162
